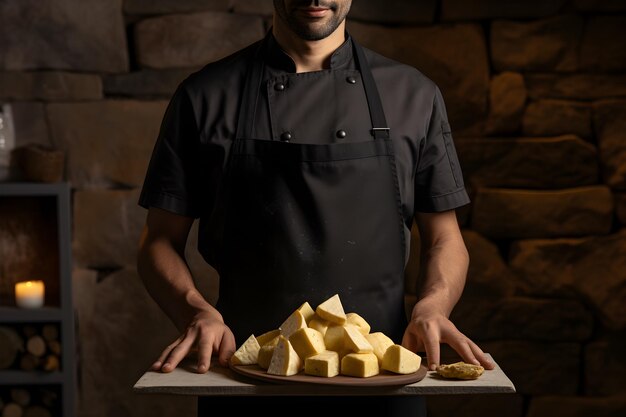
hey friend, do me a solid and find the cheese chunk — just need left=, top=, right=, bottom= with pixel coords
left=305, top=351, right=339, bottom=377
left=346, top=312, right=370, bottom=335
left=230, top=334, right=260, bottom=365
left=256, top=329, right=280, bottom=347
left=297, top=302, right=316, bottom=324
left=323, top=324, right=345, bottom=352
left=257, top=337, right=279, bottom=369
left=267, top=336, right=302, bottom=376
left=344, top=324, right=373, bottom=353
left=365, top=332, right=394, bottom=366
left=289, top=328, right=326, bottom=359
left=315, top=294, right=347, bottom=325
left=341, top=353, right=379, bottom=378
left=382, top=344, right=422, bottom=374
left=309, top=316, right=330, bottom=336
left=279, top=310, right=307, bottom=338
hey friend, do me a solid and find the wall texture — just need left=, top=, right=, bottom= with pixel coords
left=1, top=0, right=626, bottom=416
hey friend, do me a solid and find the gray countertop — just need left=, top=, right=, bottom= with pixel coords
left=133, top=353, right=515, bottom=396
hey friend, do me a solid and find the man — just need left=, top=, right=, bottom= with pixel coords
left=137, top=0, right=494, bottom=413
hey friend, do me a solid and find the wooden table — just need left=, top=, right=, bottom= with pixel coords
left=134, top=353, right=515, bottom=396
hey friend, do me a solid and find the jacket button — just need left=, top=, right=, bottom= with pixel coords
left=274, top=83, right=285, bottom=91
left=346, top=76, right=357, bottom=84
left=280, top=131, right=292, bottom=142
left=336, top=130, right=347, bottom=138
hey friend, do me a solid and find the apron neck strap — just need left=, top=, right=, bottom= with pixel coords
left=236, top=33, right=390, bottom=140
left=352, top=39, right=390, bottom=140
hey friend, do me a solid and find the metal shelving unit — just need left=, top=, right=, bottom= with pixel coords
left=0, top=182, right=75, bottom=417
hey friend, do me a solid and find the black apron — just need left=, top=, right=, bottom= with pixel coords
left=199, top=34, right=426, bottom=417
left=212, top=34, right=408, bottom=345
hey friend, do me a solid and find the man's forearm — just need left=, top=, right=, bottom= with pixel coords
left=415, top=235, right=469, bottom=318
left=137, top=237, right=221, bottom=332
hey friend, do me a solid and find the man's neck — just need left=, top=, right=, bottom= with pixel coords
left=272, top=18, right=346, bottom=73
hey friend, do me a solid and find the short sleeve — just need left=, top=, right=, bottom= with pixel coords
left=414, top=86, right=470, bottom=213
left=138, top=84, right=204, bottom=218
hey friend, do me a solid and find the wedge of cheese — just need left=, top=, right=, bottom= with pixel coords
left=382, top=344, right=422, bottom=374
left=309, top=315, right=330, bottom=336
left=256, top=329, right=280, bottom=347
left=297, top=302, right=316, bottom=324
left=365, top=332, right=394, bottom=366
left=315, top=294, right=347, bottom=325
left=289, top=328, right=326, bottom=359
left=346, top=312, right=370, bottom=335
left=344, top=324, right=373, bottom=353
left=279, top=310, right=307, bottom=338
left=323, top=324, right=345, bottom=352
left=267, top=336, right=302, bottom=376
left=341, top=353, right=379, bottom=378
left=257, top=336, right=280, bottom=369
left=305, top=351, right=339, bottom=377
left=230, top=334, right=260, bottom=365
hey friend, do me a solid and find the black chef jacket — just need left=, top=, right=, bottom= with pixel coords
left=139, top=32, right=470, bottom=266
left=139, top=31, right=469, bottom=417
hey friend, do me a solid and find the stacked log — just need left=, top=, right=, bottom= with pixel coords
left=0, top=325, right=60, bottom=372
left=0, top=388, right=58, bottom=417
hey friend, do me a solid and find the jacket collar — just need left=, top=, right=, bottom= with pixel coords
left=265, top=30, right=354, bottom=72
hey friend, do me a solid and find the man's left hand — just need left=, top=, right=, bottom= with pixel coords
left=402, top=301, right=495, bottom=371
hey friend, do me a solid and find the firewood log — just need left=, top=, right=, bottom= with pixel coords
left=19, top=354, right=39, bottom=372
left=46, top=341, right=61, bottom=356
left=38, top=390, right=57, bottom=409
left=2, top=403, right=23, bottom=417
left=41, top=325, right=58, bottom=342
left=0, top=326, right=24, bottom=369
left=9, top=390, right=29, bottom=407
left=42, top=355, right=60, bottom=372
left=26, top=336, right=46, bottom=358
left=22, top=406, right=51, bottom=417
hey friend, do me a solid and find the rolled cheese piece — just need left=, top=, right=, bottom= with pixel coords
left=343, top=325, right=373, bottom=353
left=365, top=332, right=395, bottom=366
left=297, top=302, right=316, bottom=324
left=230, top=334, right=260, bottom=365
left=267, top=336, right=302, bottom=376
left=289, top=328, right=326, bottom=359
left=341, top=353, right=379, bottom=378
left=315, top=294, right=347, bottom=325
left=346, top=312, right=370, bottom=335
left=382, top=344, right=422, bottom=374
left=279, top=310, right=307, bottom=338
left=256, top=329, right=280, bottom=347
left=436, top=362, right=484, bottom=379
left=305, top=351, right=339, bottom=377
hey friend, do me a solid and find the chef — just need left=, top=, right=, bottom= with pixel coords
left=137, top=0, right=494, bottom=414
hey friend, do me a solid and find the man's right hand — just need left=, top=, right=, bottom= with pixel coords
left=150, top=310, right=236, bottom=374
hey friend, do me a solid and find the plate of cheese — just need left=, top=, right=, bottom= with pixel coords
left=229, top=294, right=427, bottom=386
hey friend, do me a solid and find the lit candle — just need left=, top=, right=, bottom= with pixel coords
left=15, top=280, right=45, bottom=308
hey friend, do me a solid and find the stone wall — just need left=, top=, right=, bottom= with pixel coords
left=1, top=1, right=625, bottom=416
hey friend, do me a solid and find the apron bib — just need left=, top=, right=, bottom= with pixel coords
left=213, top=35, right=408, bottom=343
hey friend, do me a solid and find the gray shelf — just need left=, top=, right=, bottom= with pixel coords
left=0, top=306, right=64, bottom=322
left=0, top=370, right=65, bottom=385
left=0, top=182, right=75, bottom=417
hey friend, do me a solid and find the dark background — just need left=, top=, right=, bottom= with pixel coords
left=0, top=0, right=625, bottom=416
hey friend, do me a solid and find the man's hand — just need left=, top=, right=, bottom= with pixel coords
left=151, top=310, right=236, bottom=374
left=402, top=300, right=494, bottom=371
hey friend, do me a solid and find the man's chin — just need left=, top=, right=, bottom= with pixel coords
left=290, top=21, right=338, bottom=41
